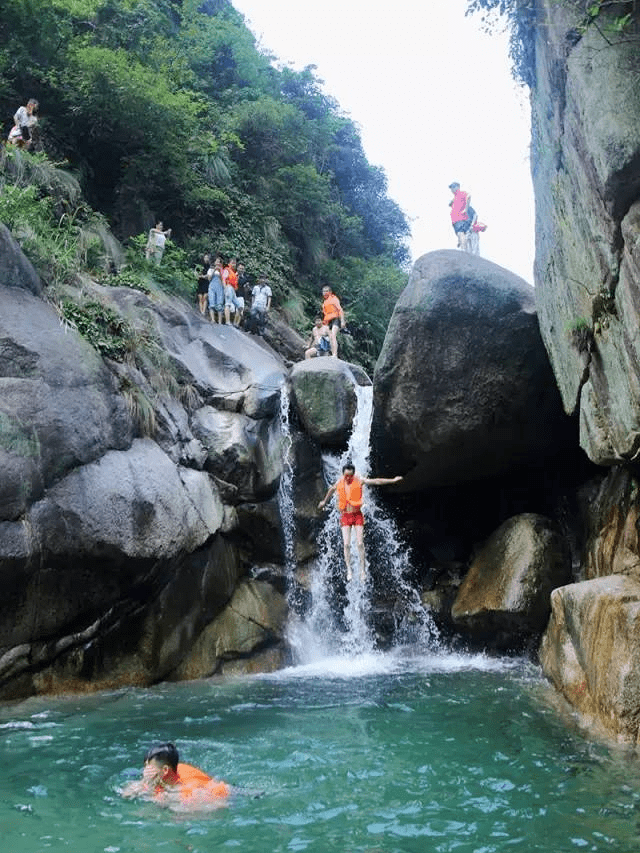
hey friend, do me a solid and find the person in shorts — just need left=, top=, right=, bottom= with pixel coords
left=321, top=285, right=345, bottom=357
left=448, top=182, right=472, bottom=251
left=317, top=463, right=403, bottom=581
left=305, top=316, right=331, bottom=358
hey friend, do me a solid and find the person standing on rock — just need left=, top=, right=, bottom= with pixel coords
left=321, top=285, right=345, bottom=358
left=145, top=221, right=171, bottom=264
left=448, top=182, right=472, bottom=251
left=195, top=253, right=211, bottom=316
left=317, top=463, right=403, bottom=581
left=249, top=274, right=272, bottom=335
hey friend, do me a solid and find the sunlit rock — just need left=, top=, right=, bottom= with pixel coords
left=451, top=513, right=571, bottom=649
left=540, top=574, right=640, bottom=743
left=532, top=1, right=640, bottom=465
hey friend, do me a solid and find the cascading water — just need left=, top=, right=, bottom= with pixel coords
left=276, top=381, right=296, bottom=578
left=283, top=382, right=438, bottom=664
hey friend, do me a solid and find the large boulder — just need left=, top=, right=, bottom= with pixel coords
left=540, top=575, right=640, bottom=743
left=0, top=273, right=132, bottom=521
left=372, top=250, right=571, bottom=490
left=0, top=234, right=294, bottom=697
left=191, top=406, right=283, bottom=502
left=451, top=513, right=571, bottom=648
left=109, top=287, right=286, bottom=420
left=289, top=358, right=370, bottom=447
left=531, top=2, right=640, bottom=465
left=169, top=579, right=288, bottom=679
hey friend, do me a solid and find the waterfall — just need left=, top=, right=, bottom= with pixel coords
left=277, top=382, right=296, bottom=579
left=286, top=383, right=439, bottom=664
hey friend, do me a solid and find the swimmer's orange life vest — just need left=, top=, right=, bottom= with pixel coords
left=336, top=475, right=363, bottom=512
left=157, top=763, right=230, bottom=800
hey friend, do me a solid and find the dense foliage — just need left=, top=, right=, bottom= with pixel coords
left=465, top=0, right=638, bottom=87
left=0, top=0, right=410, bottom=372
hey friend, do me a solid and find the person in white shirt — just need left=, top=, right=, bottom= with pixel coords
left=249, top=276, right=272, bottom=335
left=145, top=221, right=171, bottom=264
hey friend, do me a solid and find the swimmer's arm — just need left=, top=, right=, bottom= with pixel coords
left=361, top=475, right=403, bottom=487
left=120, top=780, right=147, bottom=798
left=318, top=483, right=337, bottom=509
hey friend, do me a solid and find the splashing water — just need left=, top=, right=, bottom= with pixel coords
left=277, top=382, right=296, bottom=578
left=288, top=384, right=438, bottom=664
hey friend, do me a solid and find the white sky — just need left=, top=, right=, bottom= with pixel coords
left=232, top=0, right=535, bottom=283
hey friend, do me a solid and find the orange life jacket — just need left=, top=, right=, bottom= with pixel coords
left=322, top=294, right=342, bottom=323
left=336, top=475, right=363, bottom=511
left=155, top=763, right=230, bottom=801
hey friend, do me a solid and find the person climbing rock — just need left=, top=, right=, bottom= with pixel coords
left=317, top=463, right=403, bottom=581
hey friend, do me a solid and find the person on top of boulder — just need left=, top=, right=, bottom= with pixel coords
left=321, top=285, right=345, bottom=358
left=305, top=316, right=331, bottom=359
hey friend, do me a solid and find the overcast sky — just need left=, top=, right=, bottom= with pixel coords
left=231, top=0, right=535, bottom=283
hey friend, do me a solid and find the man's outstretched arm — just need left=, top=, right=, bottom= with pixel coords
left=318, top=483, right=337, bottom=509
left=361, top=475, right=403, bottom=487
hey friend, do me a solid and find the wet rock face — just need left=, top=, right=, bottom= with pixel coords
left=0, top=234, right=291, bottom=698
left=540, top=574, right=640, bottom=743
left=532, top=1, right=640, bottom=465
left=451, top=513, right=571, bottom=649
left=372, top=250, right=571, bottom=491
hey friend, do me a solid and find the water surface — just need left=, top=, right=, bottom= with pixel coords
left=3, top=649, right=639, bottom=853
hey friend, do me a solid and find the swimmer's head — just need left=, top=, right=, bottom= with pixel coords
left=144, top=742, right=179, bottom=772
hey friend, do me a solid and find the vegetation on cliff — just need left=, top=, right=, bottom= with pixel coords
left=0, top=0, right=410, bottom=372
left=466, top=0, right=638, bottom=86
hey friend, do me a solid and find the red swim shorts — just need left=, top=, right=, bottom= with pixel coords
left=340, top=510, right=364, bottom=527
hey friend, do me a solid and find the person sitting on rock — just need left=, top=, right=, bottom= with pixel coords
left=121, top=742, right=230, bottom=807
left=321, top=285, right=345, bottom=358
left=305, top=316, right=331, bottom=359
left=8, top=98, right=38, bottom=148
left=318, top=463, right=403, bottom=582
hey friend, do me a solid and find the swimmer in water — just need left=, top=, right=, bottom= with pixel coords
left=317, top=463, right=403, bottom=581
left=121, top=742, right=230, bottom=806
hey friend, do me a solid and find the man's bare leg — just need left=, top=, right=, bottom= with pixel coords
left=341, top=526, right=353, bottom=581
left=330, top=325, right=338, bottom=357
left=354, top=525, right=366, bottom=581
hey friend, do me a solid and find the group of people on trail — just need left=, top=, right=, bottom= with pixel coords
left=448, top=181, right=487, bottom=254
left=195, top=253, right=272, bottom=335
left=7, top=98, right=39, bottom=149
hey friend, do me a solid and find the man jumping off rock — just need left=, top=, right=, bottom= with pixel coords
left=318, top=463, right=403, bottom=581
